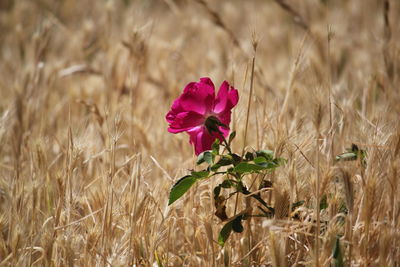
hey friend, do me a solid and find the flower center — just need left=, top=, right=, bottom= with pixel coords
left=204, top=116, right=225, bottom=134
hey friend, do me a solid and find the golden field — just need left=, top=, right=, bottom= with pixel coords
left=0, top=0, right=399, bottom=266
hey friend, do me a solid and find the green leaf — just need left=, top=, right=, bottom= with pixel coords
left=221, top=179, right=233, bottom=188
left=253, top=156, right=267, bottom=164
left=219, top=155, right=234, bottom=165
left=350, top=143, right=359, bottom=152
left=168, top=175, right=197, bottom=205
left=228, top=131, right=236, bottom=145
left=236, top=181, right=247, bottom=193
left=232, top=215, right=244, bottom=233
left=257, top=206, right=274, bottom=217
left=254, top=156, right=285, bottom=169
left=210, top=156, right=234, bottom=171
left=260, top=162, right=279, bottom=169
left=154, top=251, right=163, bottom=267
left=196, top=150, right=215, bottom=165
left=245, top=152, right=254, bottom=161
left=231, top=153, right=242, bottom=165
left=256, top=150, right=274, bottom=160
left=335, top=144, right=367, bottom=165
left=335, top=152, right=357, bottom=161
left=191, top=170, right=209, bottom=178
left=218, top=221, right=233, bottom=246
left=210, top=164, right=220, bottom=172
left=233, top=162, right=266, bottom=173
left=320, top=195, right=328, bottom=210
left=212, top=139, right=220, bottom=155
left=332, top=236, right=344, bottom=267
left=213, top=186, right=221, bottom=200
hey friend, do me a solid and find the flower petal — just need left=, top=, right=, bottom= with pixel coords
left=187, top=126, right=221, bottom=155
left=177, top=77, right=215, bottom=115
left=216, top=110, right=232, bottom=127
left=213, top=81, right=239, bottom=114
left=218, top=125, right=230, bottom=138
left=165, top=77, right=239, bottom=155
left=167, top=111, right=205, bottom=133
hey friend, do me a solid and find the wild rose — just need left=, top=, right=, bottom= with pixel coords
left=166, top=77, right=239, bottom=155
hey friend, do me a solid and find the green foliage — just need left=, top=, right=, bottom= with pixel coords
left=320, top=195, right=328, bottom=210
left=255, top=149, right=274, bottom=160
left=211, top=155, right=234, bottom=171
left=335, top=152, right=357, bottom=161
left=228, top=131, right=236, bottom=145
left=213, top=186, right=221, bottom=199
left=213, top=180, right=234, bottom=200
left=335, top=143, right=367, bottom=166
left=191, top=170, right=210, bottom=178
left=212, top=139, right=220, bottom=154
left=245, top=151, right=255, bottom=161
left=231, top=215, right=244, bottom=233
left=218, top=220, right=233, bottom=247
left=218, top=215, right=245, bottom=246
left=221, top=179, right=233, bottom=188
left=170, top=137, right=290, bottom=245
left=154, top=251, right=163, bottom=267
left=332, top=236, right=344, bottom=267
left=168, top=175, right=198, bottom=205
left=168, top=170, right=209, bottom=205
left=233, top=154, right=285, bottom=174
left=197, top=150, right=215, bottom=165
left=233, top=162, right=266, bottom=173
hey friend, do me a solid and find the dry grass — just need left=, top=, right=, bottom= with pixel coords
left=0, top=0, right=399, bottom=266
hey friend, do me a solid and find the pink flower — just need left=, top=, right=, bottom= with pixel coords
left=166, top=77, right=239, bottom=155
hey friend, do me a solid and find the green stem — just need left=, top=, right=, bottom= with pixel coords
left=236, top=179, right=274, bottom=213
left=217, top=130, right=232, bottom=155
